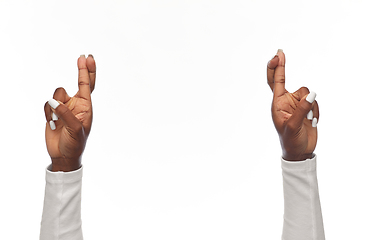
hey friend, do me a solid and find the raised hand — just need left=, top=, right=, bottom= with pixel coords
left=267, top=50, right=319, bottom=161
left=44, top=55, right=96, bottom=171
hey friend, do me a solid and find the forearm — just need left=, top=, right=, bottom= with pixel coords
left=281, top=155, right=325, bottom=240
left=40, top=165, right=83, bottom=240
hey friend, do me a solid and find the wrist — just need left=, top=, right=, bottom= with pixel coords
left=282, top=152, right=314, bottom=161
left=51, top=157, right=82, bottom=172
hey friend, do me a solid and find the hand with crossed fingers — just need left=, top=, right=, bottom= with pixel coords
left=44, top=54, right=96, bottom=171
left=267, top=50, right=319, bottom=161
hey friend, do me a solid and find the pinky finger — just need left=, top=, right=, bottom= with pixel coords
left=44, top=102, right=55, bottom=130
left=44, top=102, right=52, bottom=122
left=312, top=100, right=319, bottom=127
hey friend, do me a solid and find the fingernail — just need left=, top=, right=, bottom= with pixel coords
left=312, top=118, right=318, bottom=128
left=306, top=92, right=316, bottom=104
left=88, top=54, right=94, bottom=59
left=52, top=112, right=58, bottom=121
left=48, top=99, right=60, bottom=109
left=277, top=49, right=283, bottom=53
left=307, top=110, right=313, bottom=120
left=50, top=120, right=56, bottom=130
left=80, top=54, right=86, bottom=58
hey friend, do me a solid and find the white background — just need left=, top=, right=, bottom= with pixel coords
left=1, top=0, right=371, bottom=239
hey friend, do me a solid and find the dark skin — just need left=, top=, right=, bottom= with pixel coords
left=267, top=50, right=319, bottom=161
left=44, top=54, right=96, bottom=172
left=43, top=51, right=315, bottom=170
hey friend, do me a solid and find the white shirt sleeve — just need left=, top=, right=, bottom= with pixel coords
left=281, top=155, right=325, bottom=240
left=40, top=165, right=83, bottom=240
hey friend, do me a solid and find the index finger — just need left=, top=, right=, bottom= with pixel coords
left=77, top=55, right=91, bottom=100
left=273, top=49, right=286, bottom=97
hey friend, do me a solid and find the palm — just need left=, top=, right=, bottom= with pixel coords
left=273, top=92, right=317, bottom=157
left=45, top=95, right=92, bottom=160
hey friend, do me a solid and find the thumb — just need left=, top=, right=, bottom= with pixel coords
left=48, top=99, right=83, bottom=134
left=285, top=92, right=316, bottom=131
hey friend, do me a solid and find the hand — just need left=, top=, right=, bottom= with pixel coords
left=44, top=55, right=96, bottom=171
left=267, top=50, right=319, bottom=161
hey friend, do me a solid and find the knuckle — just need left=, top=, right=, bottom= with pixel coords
left=297, top=103, right=307, bottom=112
left=296, top=104, right=310, bottom=118
left=274, top=75, right=285, bottom=83
left=299, top=86, right=310, bottom=95
left=53, top=87, right=66, bottom=95
left=53, top=87, right=68, bottom=101
left=285, top=122, right=297, bottom=135
left=58, top=105, right=69, bottom=118
left=78, top=65, right=88, bottom=70
left=72, top=123, right=84, bottom=134
left=285, top=120, right=296, bottom=131
left=78, top=75, right=90, bottom=86
left=78, top=80, right=90, bottom=86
